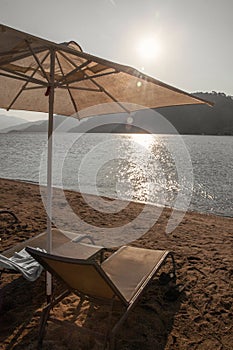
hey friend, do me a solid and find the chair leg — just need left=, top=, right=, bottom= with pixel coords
left=103, top=299, right=115, bottom=350
left=169, top=252, right=176, bottom=280
left=38, top=303, right=53, bottom=348
left=38, top=290, right=70, bottom=348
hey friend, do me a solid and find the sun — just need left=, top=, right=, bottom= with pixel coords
left=137, top=36, right=161, bottom=60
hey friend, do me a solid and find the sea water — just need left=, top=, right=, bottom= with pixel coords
left=0, top=132, right=232, bottom=217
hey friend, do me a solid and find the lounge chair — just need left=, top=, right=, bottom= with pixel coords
left=26, top=245, right=176, bottom=349
left=0, top=228, right=103, bottom=281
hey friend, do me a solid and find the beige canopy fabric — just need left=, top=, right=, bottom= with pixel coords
left=0, top=24, right=212, bottom=118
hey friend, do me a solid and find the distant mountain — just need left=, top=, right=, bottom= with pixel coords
left=1, top=120, right=45, bottom=133
left=0, top=114, right=29, bottom=130
left=78, top=123, right=150, bottom=134
left=1, top=92, right=233, bottom=135
left=156, top=92, right=233, bottom=135
left=0, top=115, right=77, bottom=133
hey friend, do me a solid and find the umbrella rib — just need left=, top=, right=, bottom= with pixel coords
left=23, top=86, right=45, bottom=90
left=55, top=53, right=78, bottom=113
left=59, top=86, right=100, bottom=92
left=56, top=51, right=116, bottom=85
left=0, top=65, right=48, bottom=86
left=56, top=52, right=92, bottom=85
left=56, top=47, right=129, bottom=113
left=6, top=50, right=50, bottom=111
left=0, top=46, right=48, bottom=66
left=57, top=63, right=88, bottom=85
left=57, top=50, right=86, bottom=70
left=85, top=72, right=130, bottom=114
left=0, top=70, right=47, bottom=87
left=54, top=50, right=116, bottom=90
left=25, top=40, right=50, bottom=83
left=58, top=70, right=117, bottom=88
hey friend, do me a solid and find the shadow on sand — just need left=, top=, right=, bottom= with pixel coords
left=0, top=273, right=47, bottom=349
left=0, top=274, right=183, bottom=349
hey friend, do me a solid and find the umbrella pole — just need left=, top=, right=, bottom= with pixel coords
left=46, top=49, right=55, bottom=302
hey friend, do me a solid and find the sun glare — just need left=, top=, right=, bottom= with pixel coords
left=137, top=36, right=161, bottom=60
left=131, top=133, right=153, bottom=149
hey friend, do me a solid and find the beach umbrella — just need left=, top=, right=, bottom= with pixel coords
left=0, top=24, right=212, bottom=298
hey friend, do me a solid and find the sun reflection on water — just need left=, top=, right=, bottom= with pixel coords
left=129, top=133, right=155, bottom=150
left=95, top=133, right=179, bottom=206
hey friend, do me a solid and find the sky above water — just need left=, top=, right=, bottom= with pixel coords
left=1, top=0, right=232, bottom=121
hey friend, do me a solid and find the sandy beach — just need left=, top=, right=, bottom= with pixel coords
left=0, top=177, right=232, bottom=349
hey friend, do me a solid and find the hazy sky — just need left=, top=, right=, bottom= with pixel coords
left=1, top=0, right=232, bottom=121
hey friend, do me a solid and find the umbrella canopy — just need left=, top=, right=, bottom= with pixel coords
left=0, top=24, right=212, bottom=118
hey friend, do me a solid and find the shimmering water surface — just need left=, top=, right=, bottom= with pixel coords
left=0, top=132, right=232, bottom=217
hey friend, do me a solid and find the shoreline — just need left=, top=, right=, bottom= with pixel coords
left=0, top=176, right=232, bottom=221
left=0, top=178, right=233, bottom=349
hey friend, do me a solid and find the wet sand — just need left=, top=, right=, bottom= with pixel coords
left=0, top=178, right=232, bottom=349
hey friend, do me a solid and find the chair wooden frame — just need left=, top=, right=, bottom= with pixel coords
left=26, top=245, right=176, bottom=349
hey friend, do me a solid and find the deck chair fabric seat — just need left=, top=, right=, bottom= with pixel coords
left=1, top=228, right=96, bottom=259
left=26, top=245, right=176, bottom=348
left=0, top=228, right=103, bottom=279
left=101, top=246, right=170, bottom=303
